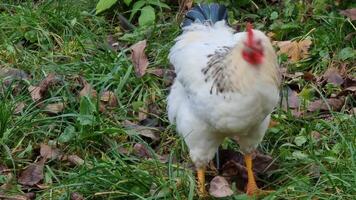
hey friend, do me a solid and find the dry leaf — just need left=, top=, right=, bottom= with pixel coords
left=308, top=98, right=344, bottom=112
left=0, top=193, right=35, bottom=200
left=323, top=67, right=344, bottom=85
left=71, top=192, right=84, bottom=200
left=345, top=86, right=356, bottom=92
left=40, top=144, right=60, bottom=160
left=303, top=71, right=315, bottom=81
left=79, top=77, right=97, bottom=98
left=282, top=87, right=300, bottom=109
left=133, top=143, right=151, bottom=158
left=107, top=34, right=119, bottom=52
left=130, top=40, right=149, bottom=77
left=123, top=120, right=160, bottom=141
left=18, top=159, right=45, bottom=186
left=44, top=102, right=65, bottom=114
left=218, top=149, right=277, bottom=191
left=14, top=102, right=26, bottom=115
left=179, top=0, right=193, bottom=12
left=68, top=155, right=84, bottom=166
left=275, top=39, right=312, bottom=62
left=28, top=73, right=57, bottom=101
left=209, top=176, right=233, bottom=198
left=100, top=91, right=118, bottom=107
left=340, top=8, right=356, bottom=20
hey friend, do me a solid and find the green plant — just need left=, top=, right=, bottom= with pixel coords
left=95, top=0, right=170, bottom=27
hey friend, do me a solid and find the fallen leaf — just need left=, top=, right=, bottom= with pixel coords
left=107, top=34, right=119, bottom=52
left=14, top=102, right=26, bottom=114
left=133, top=143, right=151, bottom=158
left=308, top=98, right=344, bottom=112
left=209, top=176, right=233, bottom=198
left=282, top=87, right=300, bottom=109
left=28, top=73, right=58, bottom=101
left=0, top=67, right=29, bottom=84
left=40, top=144, right=60, bottom=160
left=123, top=120, right=160, bottom=141
left=138, top=107, right=148, bottom=121
left=217, top=149, right=277, bottom=191
left=275, top=39, right=312, bottom=62
left=79, top=77, right=97, bottom=98
left=43, top=102, right=65, bottom=114
left=309, top=163, right=321, bottom=180
left=303, top=71, right=315, bottom=81
left=71, top=192, right=84, bottom=200
left=179, top=0, right=193, bottom=12
left=323, top=67, right=344, bottom=85
left=67, top=155, right=84, bottom=166
left=130, top=40, right=149, bottom=77
left=18, top=158, right=45, bottom=186
left=340, top=8, right=356, bottom=20
left=100, top=91, right=118, bottom=107
left=0, top=193, right=35, bottom=200
left=345, top=86, right=356, bottom=92
left=311, top=131, right=322, bottom=142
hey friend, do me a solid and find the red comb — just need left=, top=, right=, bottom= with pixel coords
left=246, top=22, right=253, bottom=47
left=242, top=22, right=263, bottom=65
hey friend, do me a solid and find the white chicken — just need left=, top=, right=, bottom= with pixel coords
left=167, top=3, right=280, bottom=196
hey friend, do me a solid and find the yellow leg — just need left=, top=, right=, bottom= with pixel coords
left=197, top=167, right=207, bottom=197
left=244, top=154, right=258, bottom=195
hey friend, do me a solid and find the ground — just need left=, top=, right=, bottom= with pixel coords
left=0, top=0, right=355, bottom=199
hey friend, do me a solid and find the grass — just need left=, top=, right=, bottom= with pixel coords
left=0, top=0, right=355, bottom=199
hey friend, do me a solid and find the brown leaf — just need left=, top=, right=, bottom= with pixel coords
left=209, top=176, right=233, bottom=198
left=107, top=34, right=119, bottom=51
left=130, top=40, right=149, bottom=77
left=0, top=193, right=35, bottom=200
left=275, top=39, right=312, bottom=62
left=282, top=87, right=300, bottom=109
left=67, top=155, right=84, bottom=166
left=340, top=8, right=356, bottom=20
left=28, top=73, right=57, bottom=101
left=14, top=102, right=26, bottom=115
left=345, top=86, right=356, bottom=92
left=303, top=71, right=315, bottom=81
left=123, top=120, right=160, bottom=141
left=308, top=98, right=344, bottom=112
left=40, top=144, right=60, bottom=160
left=218, top=149, right=277, bottom=191
left=71, top=192, right=84, bottom=200
left=0, top=67, right=29, bottom=87
left=133, top=143, right=151, bottom=158
left=79, top=77, right=97, bottom=98
left=100, top=91, right=118, bottom=107
left=43, top=102, right=65, bottom=114
left=18, top=159, right=45, bottom=186
left=323, top=67, right=344, bottom=85
left=179, top=0, right=193, bottom=12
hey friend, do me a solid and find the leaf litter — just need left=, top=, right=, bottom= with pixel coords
left=130, top=40, right=149, bottom=77
left=275, top=39, right=312, bottom=62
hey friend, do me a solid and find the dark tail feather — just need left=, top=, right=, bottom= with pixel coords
left=181, top=3, right=228, bottom=27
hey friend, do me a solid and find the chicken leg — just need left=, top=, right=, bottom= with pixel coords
left=245, top=154, right=259, bottom=195
left=197, top=167, right=207, bottom=197
left=244, top=154, right=274, bottom=196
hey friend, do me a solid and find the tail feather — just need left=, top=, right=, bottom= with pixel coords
left=181, top=3, right=228, bottom=27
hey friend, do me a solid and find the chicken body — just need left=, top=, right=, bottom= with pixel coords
left=168, top=21, right=280, bottom=168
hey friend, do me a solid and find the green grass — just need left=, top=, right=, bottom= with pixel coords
left=0, top=0, right=355, bottom=199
